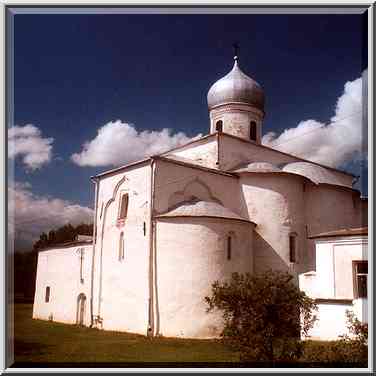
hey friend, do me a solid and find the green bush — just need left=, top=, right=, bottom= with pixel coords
left=205, top=271, right=317, bottom=363
left=301, top=340, right=367, bottom=366
left=301, top=310, right=368, bottom=367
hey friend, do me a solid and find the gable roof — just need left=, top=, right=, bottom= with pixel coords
left=218, top=132, right=355, bottom=178
left=92, top=131, right=355, bottom=181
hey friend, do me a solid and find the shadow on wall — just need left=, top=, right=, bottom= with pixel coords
left=253, top=231, right=289, bottom=273
left=237, top=184, right=251, bottom=222
left=361, top=199, right=368, bottom=227
left=166, top=178, right=223, bottom=213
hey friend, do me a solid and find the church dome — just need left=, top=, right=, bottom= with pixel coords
left=207, top=58, right=265, bottom=112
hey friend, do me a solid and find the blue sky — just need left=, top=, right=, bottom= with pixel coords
left=10, top=12, right=367, bottom=249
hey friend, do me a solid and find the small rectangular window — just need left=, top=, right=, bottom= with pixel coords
left=289, top=235, right=296, bottom=263
left=118, top=194, right=129, bottom=220
left=119, top=232, right=125, bottom=261
left=45, top=286, right=50, bottom=302
left=353, top=261, right=367, bottom=298
left=215, top=120, right=223, bottom=132
left=250, top=121, right=257, bottom=141
left=227, top=236, right=232, bottom=260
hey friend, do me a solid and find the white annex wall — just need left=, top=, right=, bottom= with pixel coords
left=300, top=236, right=368, bottom=340
left=33, top=244, right=93, bottom=326
left=92, top=163, right=151, bottom=334
left=155, top=217, right=254, bottom=338
left=305, top=185, right=366, bottom=270
left=308, top=303, right=355, bottom=341
left=306, top=186, right=365, bottom=240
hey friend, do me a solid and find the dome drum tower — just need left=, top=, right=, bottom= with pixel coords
left=207, top=55, right=265, bottom=144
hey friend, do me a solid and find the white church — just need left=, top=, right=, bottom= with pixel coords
left=33, top=53, right=367, bottom=339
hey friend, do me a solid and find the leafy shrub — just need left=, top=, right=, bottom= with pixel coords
left=205, top=271, right=317, bottom=363
left=301, top=310, right=368, bottom=367
left=301, top=340, right=367, bottom=367
left=342, top=309, right=368, bottom=345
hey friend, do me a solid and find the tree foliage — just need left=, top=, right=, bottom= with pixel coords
left=301, top=311, right=368, bottom=366
left=32, top=223, right=93, bottom=251
left=336, top=310, right=368, bottom=364
left=205, top=270, right=318, bottom=363
left=343, top=309, right=368, bottom=345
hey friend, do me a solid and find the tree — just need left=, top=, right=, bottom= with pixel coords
left=205, top=270, right=318, bottom=363
left=32, top=223, right=93, bottom=251
left=337, top=310, right=368, bottom=365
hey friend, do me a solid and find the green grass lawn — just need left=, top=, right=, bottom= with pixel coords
left=13, top=304, right=240, bottom=366
left=12, top=304, right=367, bottom=368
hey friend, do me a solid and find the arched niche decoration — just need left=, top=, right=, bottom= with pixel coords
left=167, top=177, right=222, bottom=210
left=96, top=174, right=128, bottom=318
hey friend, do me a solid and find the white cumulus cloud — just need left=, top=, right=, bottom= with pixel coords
left=9, top=181, right=94, bottom=250
left=8, top=124, right=54, bottom=170
left=71, top=120, right=200, bottom=167
left=262, top=74, right=366, bottom=168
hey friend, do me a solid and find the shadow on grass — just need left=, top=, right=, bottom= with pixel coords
left=14, top=339, right=55, bottom=356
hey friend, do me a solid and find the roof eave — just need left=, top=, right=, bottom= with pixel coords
left=155, top=214, right=257, bottom=227
left=218, top=133, right=356, bottom=178
left=91, top=157, right=152, bottom=180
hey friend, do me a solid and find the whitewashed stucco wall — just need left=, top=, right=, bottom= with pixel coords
left=218, top=134, right=353, bottom=188
left=299, top=236, right=368, bottom=340
left=33, top=244, right=93, bottom=326
left=239, top=173, right=307, bottom=275
left=32, top=133, right=367, bottom=340
left=209, top=104, right=263, bottom=143
left=305, top=185, right=366, bottom=270
left=154, top=159, right=241, bottom=215
left=165, top=136, right=218, bottom=169
left=307, top=303, right=356, bottom=340
left=302, top=237, right=368, bottom=300
left=92, top=163, right=151, bottom=334
left=306, top=185, right=365, bottom=240
left=155, top=217, right=254, bottom=338
left=218, top=134, right=299, bottom=171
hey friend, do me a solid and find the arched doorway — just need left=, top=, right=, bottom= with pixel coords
left=76, top=293, right=87, bottom=326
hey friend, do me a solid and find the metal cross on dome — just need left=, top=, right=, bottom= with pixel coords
left=233, top=42, right=240, bottom=61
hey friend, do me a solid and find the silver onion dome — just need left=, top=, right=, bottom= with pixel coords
left=207, top=57, right=265, bottom=112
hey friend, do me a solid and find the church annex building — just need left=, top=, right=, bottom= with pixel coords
left=33, top=54, right=368, bottom=339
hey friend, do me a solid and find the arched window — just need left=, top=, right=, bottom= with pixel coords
left=227, top=235, right=232, bottom=260
left=289, top=233, right=297, bottom=263
left=250, top=121, right=257, bottom=141
left=119, top=232, right=124, bottom=261
left=118, top=193, right=129, bottom=220
left=215, top=120, right=223, bottom=133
